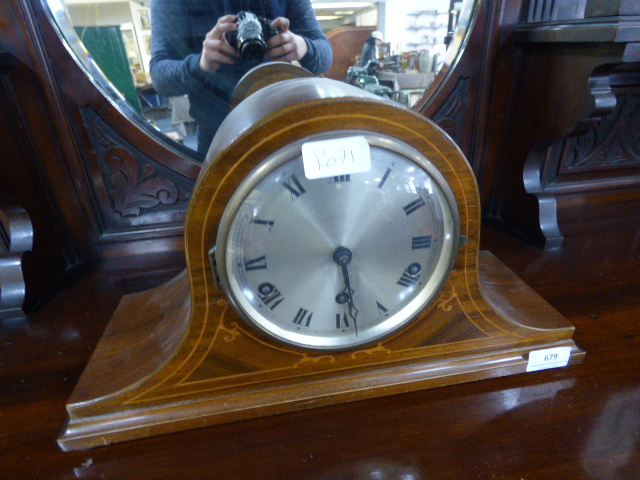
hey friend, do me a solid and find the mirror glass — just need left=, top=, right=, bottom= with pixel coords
left=45, top=0, right=473, bottom=161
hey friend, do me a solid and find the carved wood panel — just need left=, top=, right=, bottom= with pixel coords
left=491, top=2, right=640, bottom=248
left=80, top=108, right=193, bottom=239
left=433, top=77, right=470, bottom=147
left=560, top=94, right=640, bottom=173
left=521, top=92, right=640, bottom=248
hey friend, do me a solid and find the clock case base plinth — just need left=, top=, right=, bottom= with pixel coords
left=58, top=77, right=583, bottom=451
left=58, top=252, right=582, bottom=451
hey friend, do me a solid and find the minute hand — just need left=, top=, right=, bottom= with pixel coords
left=333, top=247, right=359, bottom=335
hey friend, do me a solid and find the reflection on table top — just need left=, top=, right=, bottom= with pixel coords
left=376, top=71, right=434, bottom=90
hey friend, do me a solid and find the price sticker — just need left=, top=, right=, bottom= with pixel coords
left=302, top=136, right=371, bottom=180
left=526, top=346, right=572, bottom=372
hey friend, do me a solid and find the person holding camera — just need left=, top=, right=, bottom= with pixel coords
left=150, top=0, right=333, bottom=159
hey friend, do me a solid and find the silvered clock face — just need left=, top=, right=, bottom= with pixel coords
left=215, top=133, right=459, bottom=350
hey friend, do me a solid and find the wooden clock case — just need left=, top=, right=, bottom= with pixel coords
left=58, top=77, right=583, bottom=451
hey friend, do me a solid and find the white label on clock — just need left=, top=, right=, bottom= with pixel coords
left=302, top=136, right=371, bottom=180
left=526, top=346, right=572, bottom=372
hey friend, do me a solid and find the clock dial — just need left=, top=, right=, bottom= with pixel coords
left=216, top=134, right=459, bottom=350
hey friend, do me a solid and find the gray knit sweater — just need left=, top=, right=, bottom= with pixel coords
left=150, top=0, right=332, bottom=157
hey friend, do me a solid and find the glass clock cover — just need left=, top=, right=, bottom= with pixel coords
left=215, top=133, right=459, bottom=350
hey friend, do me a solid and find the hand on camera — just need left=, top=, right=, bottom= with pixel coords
left=265, top=17, right=308, bottom=62
left=199, top=14, right=239, bottom=72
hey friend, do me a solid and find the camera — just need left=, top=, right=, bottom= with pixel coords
left=227, top=11, right=279, bottom=63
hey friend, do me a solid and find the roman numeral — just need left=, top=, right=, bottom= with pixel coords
left=378, top=168, right=392, bottom=189
left=281, top=174, right=306, bottom=199
left=397, top=263, right=422, bottom=287
left=258, top=283, right=284, bottom=310
left=293, top=308, right=313, bottom=327
left=336, top=313, right=350, bottom=329
left=376, top=301, right=389, bottom=315
left=244, top=256, right=267, bottom=271
left=403, top=197, right=426, bottom=216
left=251, top=218, right=275, bottom=231
left=397, top=273, right=420, bottom=287
left=412, top=235, right=432, bottom=249
left=331, top=175, right=351, bottom=183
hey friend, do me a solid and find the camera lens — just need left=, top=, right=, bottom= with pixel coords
left=239, top=39, right=267, bottom=63
left=234, top=11, right=273, bottom=63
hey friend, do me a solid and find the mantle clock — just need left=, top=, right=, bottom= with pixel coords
left=58, top=73, right=583, bottom=451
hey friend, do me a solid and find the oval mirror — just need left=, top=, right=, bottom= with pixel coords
left=44, top=0, right=475, bottom=162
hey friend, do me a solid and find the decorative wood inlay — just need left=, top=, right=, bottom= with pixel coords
left=294, top=354, right=336, bottom=368
left=437, top=274, right=459, bottom=312
left=219, top=320, right=241, bottom=343
left=350, top=344, right=392, bottom=360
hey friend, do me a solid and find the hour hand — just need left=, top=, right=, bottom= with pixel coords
left=333, top=247, right=358, bottom=333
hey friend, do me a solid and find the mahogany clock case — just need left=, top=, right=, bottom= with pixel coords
left=58, top=78, right=583, bottom=451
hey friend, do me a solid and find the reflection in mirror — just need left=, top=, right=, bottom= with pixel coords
left=45, top=0, right=473, bottom=161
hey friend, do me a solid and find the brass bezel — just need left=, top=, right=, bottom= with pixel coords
left=215, top=131, right=461, bottom=350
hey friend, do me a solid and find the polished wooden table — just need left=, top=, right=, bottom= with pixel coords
left=2, top=198, right=639, bottom=479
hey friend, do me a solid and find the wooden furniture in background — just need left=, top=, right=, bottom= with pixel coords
left=488, top=0, right=640, bottom=248
left=0, top=196, right=33, bottom=324
left=324, top=25, right=376, bottom=81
